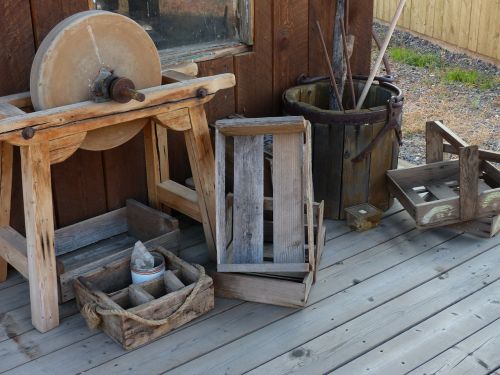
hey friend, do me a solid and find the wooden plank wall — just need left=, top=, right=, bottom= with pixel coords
left=0, top=0, right=373, bottom=230
left=374, top=0, right=500, bottom=63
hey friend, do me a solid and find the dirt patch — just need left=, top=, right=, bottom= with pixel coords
left=373, top=23, right=499, bottom=165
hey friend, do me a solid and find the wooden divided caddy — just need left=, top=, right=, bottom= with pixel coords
left=387, top=120, right=500, bottom=237
left=74, top=247, right=214, bottom=350
left=212, top=117, right=325, bottom=307
left=0, top=67, right=235, bottom=332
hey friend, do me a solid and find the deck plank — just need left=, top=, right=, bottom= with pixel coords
left=407, top=317, right=500, bottom=375
left=334, top=281, right=500, bottom=374
left=1, top=198, right=498, bottom=375
left=164, top=237, right=500, bottom=375
left=244, top=244, right=500, bottom=375
left=36, top=210, right=420, bottom=374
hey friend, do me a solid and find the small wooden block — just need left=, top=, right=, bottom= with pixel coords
left=345, top=203, right=383, bottom=232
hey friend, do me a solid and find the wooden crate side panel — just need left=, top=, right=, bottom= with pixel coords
left=232, top=135, right=264, bottom=264
left=272, top=133, right=305, bottom=263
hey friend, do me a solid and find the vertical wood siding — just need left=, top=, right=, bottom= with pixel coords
left=1, top=0, right=374, bottom=229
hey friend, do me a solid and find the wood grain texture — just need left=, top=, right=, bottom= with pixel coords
left=459, top=145, right=479, bottom=221
left=143, top=121, right=161, bottom=209
left=51, top=150, right=107, bottom=228
left=308, top=0, right=336, bottom=76
left=215, top=130, right=227, bottom=266
left=198, top=56, right=236, bottom=123
left=30, top=0, right=91, bottom=47
left=55, top=207, right=127, bottom=256
left=368, top=122, right=394, bottom=210
left=103, top=132, right=148, bottom=210
left=234, top=0, right=273, bottom=116
left=272, top=0, right=309, bottom=113
left=232, top=135, right=264, bottom=264
left=426, top=120, right=444, bottom=163
left=349, top=0, right=374, bottom=75
left=0, top=1, right=35, bottom=96
left=273, top=133, right=305, bottom=263
left=20, top=142, right=58, bottom=332
left=313, top=122, right=345, bottom=219
left=341, top=124, right=372, bottom=218
left=0, top=141, right=14, bottom=281
left=185, top=105, right=217, bottom=259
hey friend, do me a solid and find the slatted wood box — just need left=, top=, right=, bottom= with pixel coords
left=56, top=199, right=180, bottom=302
left=215, top=117, right=315, bottom=275
left=211, top=198, right=325, bottom=308
left=74, top=247, right=214, bottom=350
left=386, top=121, right=500, bottom=236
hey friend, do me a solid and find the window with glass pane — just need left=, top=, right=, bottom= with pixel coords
left=94, top=0, right=248, bottom=50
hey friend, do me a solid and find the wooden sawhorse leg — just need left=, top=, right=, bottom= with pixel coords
left=184, top=105, right=216, bottom=258
left=21, top=142, right=59, bottom=332
left=0, top=142, right=13, bottom=282
left=146, top=105, right=217, bottom=260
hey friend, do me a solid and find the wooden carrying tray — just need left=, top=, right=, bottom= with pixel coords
left=211, top=198, right=325, bottom=308
left=386, top=121, right=500, bottom=235
left=56, top=199, right=180, bottom=302
left=74, top=247, right=214, bottom=350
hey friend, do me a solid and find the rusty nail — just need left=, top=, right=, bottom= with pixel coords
left=22, top=127, right=35, bottom=140
left=197, top=88, right=208, bottom=98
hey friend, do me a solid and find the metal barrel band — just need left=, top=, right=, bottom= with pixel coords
left=351, top=97, right=404, bottom=163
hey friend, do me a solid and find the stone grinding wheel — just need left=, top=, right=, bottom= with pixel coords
left=30, top=10, right=162, bottom=151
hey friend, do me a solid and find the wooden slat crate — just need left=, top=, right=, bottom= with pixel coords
left=211, top=197, right=325, bottom=308
left=386, top=121, right=500, bottom=235
left=74, top=247, right=214, bottom=350
left=214, top=116, right=315, bottom=274
left=55, top=199, right=180, bottom=302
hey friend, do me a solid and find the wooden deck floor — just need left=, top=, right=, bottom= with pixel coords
left=1, top=202, right=499, bottom=374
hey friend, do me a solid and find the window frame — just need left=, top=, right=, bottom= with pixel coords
left=91, top=0, right=254, bottom=66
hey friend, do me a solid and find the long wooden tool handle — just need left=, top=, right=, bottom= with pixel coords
left=315, top=20, right=344, bottom=111
left=355, top=0, right=406, bottom=110
left=340, top=18, right=356, bottom=108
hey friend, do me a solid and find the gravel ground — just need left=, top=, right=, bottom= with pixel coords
left=373, top=23, right=499, bottom=165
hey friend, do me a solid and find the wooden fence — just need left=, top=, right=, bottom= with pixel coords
left=374, top=0, right=500, bottom=63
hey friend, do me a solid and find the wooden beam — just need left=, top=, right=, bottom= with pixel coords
left=0, top=103, right=25, bottom=281
left=185, top=105, right=217, bottom=259
left=21, top=142, right=59, bottom=332
left=157, top=180, right=201, bottom=222
left=0, top=226, right=28, bottom=278
left=0, top=74, right=236, bottom=142
left=459, top=146, right=479, bottom=221
left=216, top=116, right=306, bottom=136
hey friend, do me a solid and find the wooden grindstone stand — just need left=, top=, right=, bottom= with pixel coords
left=387, top=120, right=500, bottom=237
left=0, top=10, right=235, bottom=332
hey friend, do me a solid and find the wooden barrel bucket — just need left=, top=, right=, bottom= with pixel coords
left=283, top=78, right=404, bottom=219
